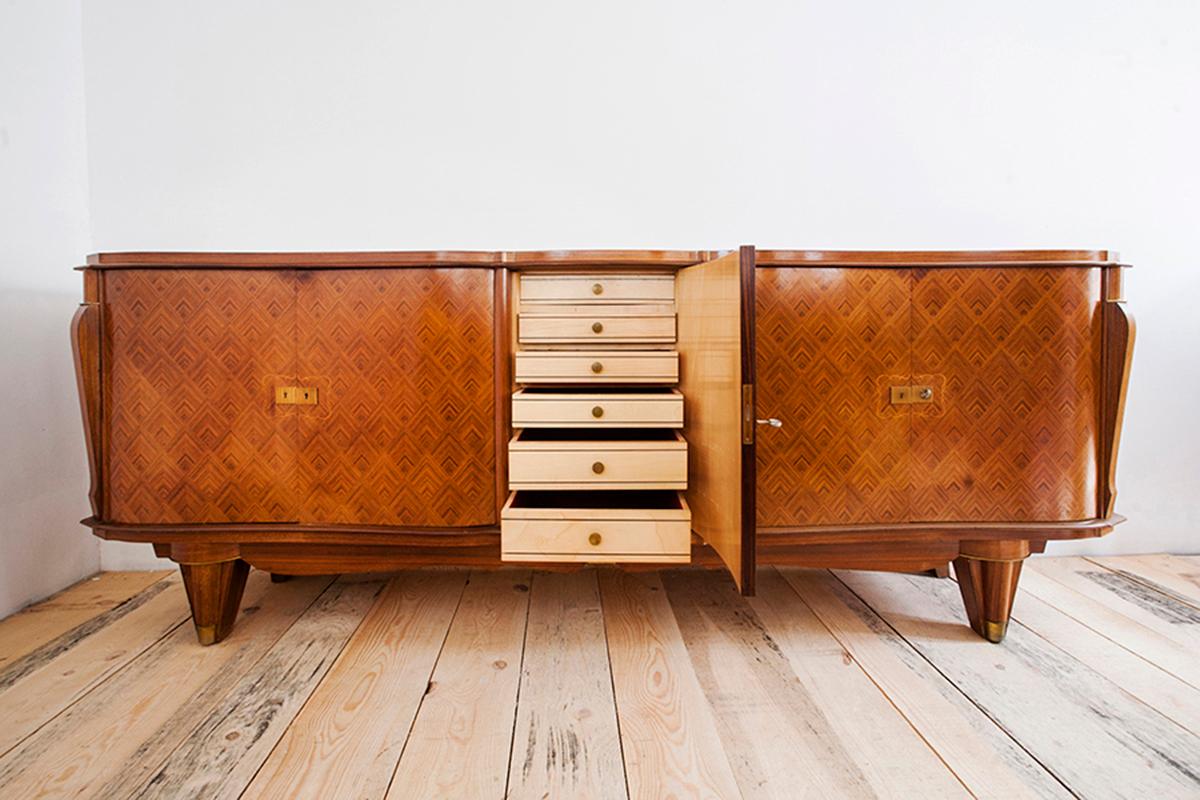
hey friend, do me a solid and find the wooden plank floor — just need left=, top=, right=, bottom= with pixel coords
left=1, top=556, right=1197, bottom=799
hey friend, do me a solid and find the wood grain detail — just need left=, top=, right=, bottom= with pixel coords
left=677, top=252, right=750, bottom=591
left=910, top=268, right=1101, bottom=521
left=132, top=580, right=383, bottom=798
left=71, top=301, right=103, bottom=518
left=104, top=269, right=299, bottom=524
left=244, top=572, right=465, bottom=800
left=385, top=570, right=531, bottom=798
left=1100, top=293, right=1135, bottom=517
left=755, top=267, right=912, bottom=526
left=296, top=269, right=496, bottom=527
left=507, top=571, right=626, bottom=798
left=598, top=570, right=740, bottom=798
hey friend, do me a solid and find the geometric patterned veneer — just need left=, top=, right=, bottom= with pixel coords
left=756, top=266, right=1101, bottom=527
left=909, top=267, right=1100, bottom=522
left=756, top=267, right=913, bottom=527
left=296, top=269, right=495, bottom=527
left=105, top=268, right=495, bottom=527
left=106, top=269, right=300, bottom=524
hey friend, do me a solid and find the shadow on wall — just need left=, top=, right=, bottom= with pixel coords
left=0, top=286, right=99, bottom=618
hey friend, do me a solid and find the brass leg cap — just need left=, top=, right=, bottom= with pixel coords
left=194, top=624, right=218, bottom=646
left=983, top=619, right=1008, bottom=643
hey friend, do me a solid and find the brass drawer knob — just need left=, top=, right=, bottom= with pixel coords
left=918, top=387, right=933, bottom=401
left=588, top=532, right=602, bottom=546
left=592, top=283, right=604, bottom=295
left=591, top=361, right=604, bottom=373
left=592, top=321, right=604, bottom=334
left=592, top=461, right=605, bottom=474
left=591, top=405, right=604, bottom=418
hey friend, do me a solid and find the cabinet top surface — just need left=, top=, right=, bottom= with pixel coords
left=81, top=248, right=1122, bottom=270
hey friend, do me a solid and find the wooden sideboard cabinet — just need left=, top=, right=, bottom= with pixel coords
left=73, top=249, right=1133, bottom=645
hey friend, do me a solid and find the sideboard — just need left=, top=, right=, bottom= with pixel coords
left=72, top=249, right=1133, bottom=644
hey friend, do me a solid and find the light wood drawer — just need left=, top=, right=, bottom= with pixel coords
left=508, top=429, right=687, bottom=490
left=512, top=389, right=683, bottom=428
left=518, top=313, right=676, bottom=346
left=520, top=274, right=675, bottom=304
left=515, top=351, right=678, bottom=384
left=501, top=490, right=691, bottom=563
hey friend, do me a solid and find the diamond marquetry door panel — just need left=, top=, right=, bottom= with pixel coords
left=909, top=268, right=1101, bottom=521
left=755, top=268, right=912, bottom=527
left=755, top=265, right=1103, bottom=528
left=295, top=269, right=496, bottom=527
left=105, top=270, right=299, bottom=523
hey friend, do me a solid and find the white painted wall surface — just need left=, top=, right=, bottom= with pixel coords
left=4, top=2, right=1198, bottom=590
left=0, top=0, right=98, bottom=617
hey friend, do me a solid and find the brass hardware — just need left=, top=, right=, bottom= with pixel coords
left=591, top=283, right=604, bottom=295
left=592, top=321, right=604, bottom=334
left=195, top=625, right=218, bottom=646
left=592, top=461, right=605, bottom=474
left=588, top=532, right=602, bottom=546
left=983, top=620, right=1008, bottom=643
left=591, top=405, right=604, bottom=418
left=890, top=384, right=933, bottom=405
left=591, top=361, right=603, bottom=373
left=757, top=418, right=783, bottom=428
left=275, top=386, right=318, bottom=406
left=742, top=384, right=754, bottom=444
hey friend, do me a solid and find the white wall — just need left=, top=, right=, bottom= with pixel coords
left=3, top=0, right=1191, bottom=580
left=0, top=0, right=98, bottom=617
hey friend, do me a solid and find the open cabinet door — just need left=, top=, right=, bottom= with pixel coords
left=677, top=246, right=756, bottom=593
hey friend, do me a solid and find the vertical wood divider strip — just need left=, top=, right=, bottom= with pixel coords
left=739, top=244, right=757, bottom=594
left=494, top=267, right=511, bottom=524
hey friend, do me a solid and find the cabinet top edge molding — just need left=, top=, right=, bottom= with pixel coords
left=80, top=249, right=715, bottom=269
left=79, top=248, right=1124, bottom=270
left=755, top=249, right=1123, bottom=267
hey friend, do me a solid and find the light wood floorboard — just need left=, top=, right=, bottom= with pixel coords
left=0, top=558, right=1195, bottom=799
left=0, top=571, right=172, bottom=673
left=386, top=570, right=532, bottom=799
left=244, top=571, right=467, bottom=800
left=836, top=567, right=1200, bottom=798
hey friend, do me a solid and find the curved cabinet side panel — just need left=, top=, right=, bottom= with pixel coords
left=1101, top=301, right=1135, bottom=518
left=71, top=301, right=103, bottom=518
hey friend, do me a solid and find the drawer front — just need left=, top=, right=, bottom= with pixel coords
left=501, top=518, right=691, bottom=562
left=520, top=274, right=675, bottom=304
left=509, top=448, right=687, bottom=489
left=515, top=352, right=678, bottom=384
left=512, top=394, right=683, bottom=428
left=518, top=314, right=676, bottom=345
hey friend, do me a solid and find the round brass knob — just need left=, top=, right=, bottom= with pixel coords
left=591, top=361, right=603, bottom=373
left=591, top=405, right=604, bottom=418
left=588, top=532, right=602, bottom=546
left=592, top=461, right=605, bottom=474
left=592, top=283, right=604, bottom=295
left=919, top=387, right=933, bottom=401
left=592, top=321, right=604, bottom=334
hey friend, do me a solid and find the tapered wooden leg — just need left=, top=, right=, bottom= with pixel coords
left=953, top=540, right=1030, bottom=643
left=178, top=559, right=250, bottom=645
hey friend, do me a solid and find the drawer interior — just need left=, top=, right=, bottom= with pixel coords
left=505, top=489, right=686, bottom=512
left=514, top=386, right=681, bottom=397
left=512, top=428, right=682, bottom=443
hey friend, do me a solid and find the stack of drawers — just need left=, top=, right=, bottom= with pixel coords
left=501, top=273, right=692, bottom=563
